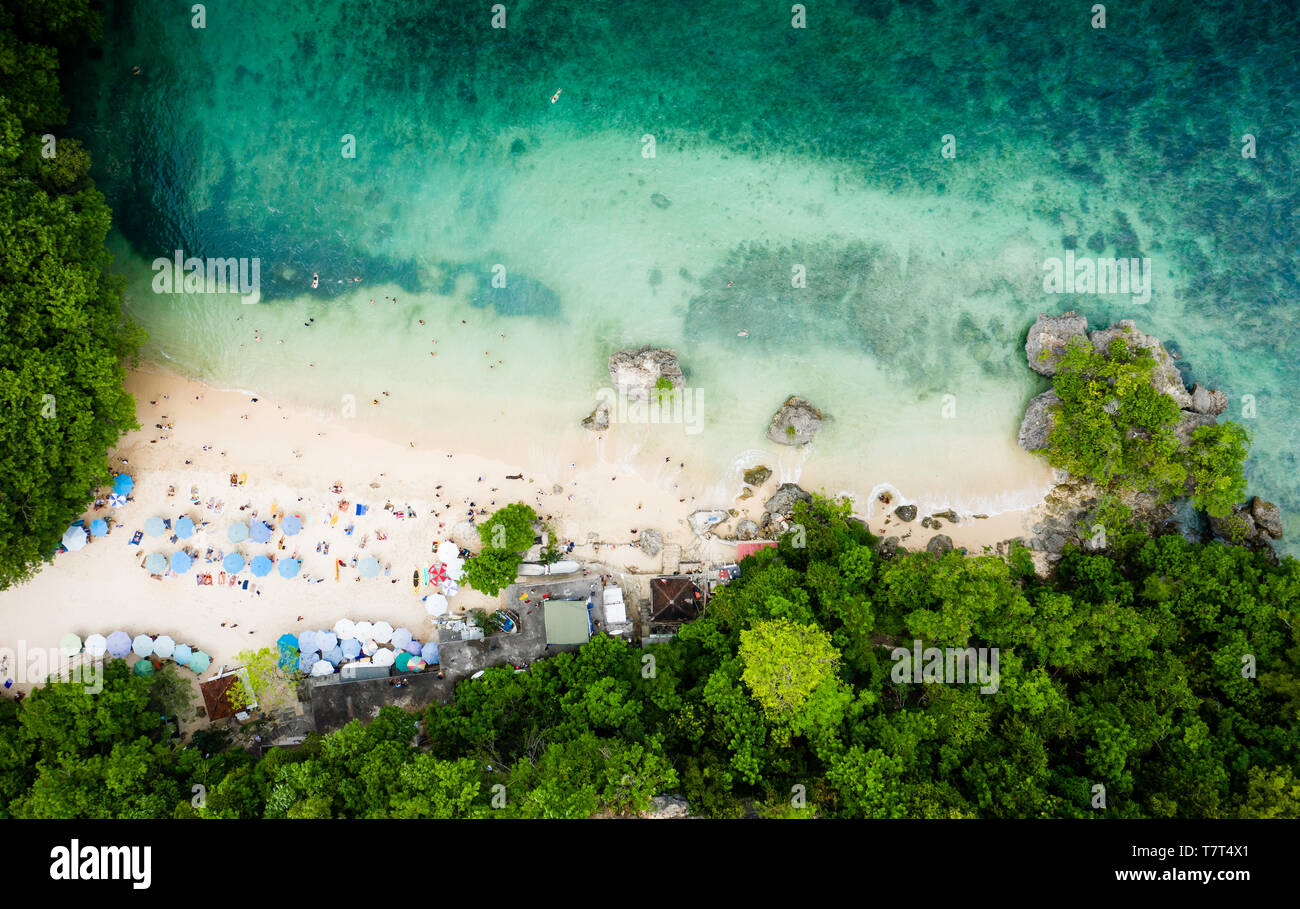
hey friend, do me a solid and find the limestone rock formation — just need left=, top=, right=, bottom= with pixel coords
left=1025, top=311, right=1088, bottom=376
left=767, top=396, right=824, bottom=446
left=1017, top=390, right=1062, bottom=452
left=763, top=483, right=812, bottom=516
left=608, top=347, right=684, bottom=402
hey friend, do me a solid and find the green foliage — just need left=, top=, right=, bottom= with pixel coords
left=477, top=502, right=537, bottom=553
left=463, top=546, right=522, bottom=596
left=0, top=3, right=144, bottom=589
left=1185, top=422, right=1252, bottom=518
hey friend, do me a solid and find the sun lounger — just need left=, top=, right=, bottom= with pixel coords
left=129, top=531, right=142, bottom=546
left=230, top=473, right=238, bottom=487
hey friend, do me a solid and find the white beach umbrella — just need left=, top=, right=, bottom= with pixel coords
left=360, top=638, right=379, bottom=656
left=84, top=633, right=108, bottom=658
left=310, top=660, right=335, bottom=677
left=391, top=627, right=413, bottom=648
left=333, top=618, right=356, bottom=639
left=425, top=594, right=449, bottom=616
left=371, top=621, right=393, bottom=644
left=444, top=557, right=465, bottom=581
left=152, top=635, right=175, bottom=659
left=62, top=525, right=88, bottom=551
left=371, top=648, right=396, bottom=668
left=354, top=620, right=374, bottom=641
left=436, top=540, right=459, bottom=563
left=132, top=634, right=154, bottom=657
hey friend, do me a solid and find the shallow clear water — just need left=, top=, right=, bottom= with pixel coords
left=67, top=0, right=1300, bottom=543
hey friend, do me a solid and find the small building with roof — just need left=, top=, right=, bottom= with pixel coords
left=544, top=599, right=592, bottom=646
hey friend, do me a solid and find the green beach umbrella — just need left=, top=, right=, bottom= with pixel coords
left=133, top=659, right=155, bottom=677
left=58, top=633, right=83, bottom=656
left=188, top=651, right=211, bottom=673
left=395, top=651, right=411, bottom=672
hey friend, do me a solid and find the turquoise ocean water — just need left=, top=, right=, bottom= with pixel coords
left=66, top=1, right=1300, bottom=542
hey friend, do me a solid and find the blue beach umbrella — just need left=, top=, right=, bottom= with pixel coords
left=277, top=558, right=301, bottom=578
left=315, top=631, right=337, bottom=651
left=281, top=515, right=302, bottom=536
left=62, top=525, right=88, bottom=551
left=106, top=631, right=132, bottom=658
left=276, top=634, right=299, bottom=671
left=403, top=639, right=422, bottom=655
left=188, top=651, right=211, bottom=673
left=391, top=627, right=413, bottom=649
left=173, top=643, right=193, bottom=665
left=170, top=551, right=192, bottom=573
left=113, top=474, right=134, bottom=495
left=223, top=552, right=245, bottom=573
left=340, top=638, right=362, bottom=659
left=250, top=521, right=272, bottom=544
left=420, top=641, right=440, bottom=664
left=250, top=555, right=273, bottom=577
left=145, top=552, right=167, bottom=574
left=227, top=522, right=249, bottom=543
left=322, top=645, right=343, bottom=666
left=297, top=652, right=320, bottom=673
left=132, top=634, right=153, bottom=657
left=358, top=556, right=380, bottom=579
left=297, top=630, right=318, bottom=653
left=90, top=518, right=109, bottom=537
left=144, top=517, right=165, bottom=537
left=175, top=516, right=196, bottom=539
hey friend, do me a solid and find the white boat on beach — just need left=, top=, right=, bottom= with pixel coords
left=517, top=560, right=580, bottom=576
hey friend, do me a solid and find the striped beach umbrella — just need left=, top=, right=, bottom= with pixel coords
left=108, top=493, right=127, bottom=507
left=407, top=657, right=426, bottom=672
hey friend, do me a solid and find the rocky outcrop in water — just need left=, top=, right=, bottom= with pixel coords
left=1017, top=390, right=1062, bottom=452
left=1025, top=311, right=1088, bottom=376
left=893, top=504, right=917, bottom=522
left=1088, top=319, right=1193, bottom=409
left=767, top=396, right=824, bottom=446
left=1190, top=384, right=1228, bottom=416
left=582, top=403, right=610, bottom=431
left=743, top=465, right=772, bottom=487
left=609, top=347, right=684, bottom=402
left=688, top=509, right=729, bottom=536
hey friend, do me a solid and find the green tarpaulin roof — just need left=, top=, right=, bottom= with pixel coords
left=544, top=600, right=591, bottom=646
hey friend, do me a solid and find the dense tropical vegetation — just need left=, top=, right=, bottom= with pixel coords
left=0, top=1, right=142, bottom=589
left=3, top=495, right=1296, bottom=818
left=1044, top=338, right=1250, bottom=519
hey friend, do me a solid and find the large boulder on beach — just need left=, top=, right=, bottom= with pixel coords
left=1025, top=312, right=1089, bottom=376
left=609, top=347, right=684, bottom=402
left=638, top=529, right=664, bottom=556
left=688, top=509, right=729, bottom=536
left=743, top=465, right=772, bottom=487
left=926, top=534, right=954, bottom=555
left=1017, top=390, right=1061, bottom=452
left=1190, top=384, right=1228, bottom=416
left=764, top=483, right=812, bottom=516
left=582, top=403, right=610, bottom=431
left=894, top=504, right=917, bottom=522
left=736, top=519, right=759, bottom=540
left=1089, top=320, right=1193, bottom=409
left=767, top=396, right=825, bottom=445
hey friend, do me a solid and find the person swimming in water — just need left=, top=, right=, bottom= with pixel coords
left=551, top=88, right=562, bottom=103
left=311, top=272, right=319, bottom=289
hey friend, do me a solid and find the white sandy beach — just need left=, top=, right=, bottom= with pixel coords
left=0, top=365, right=1053, bottom=690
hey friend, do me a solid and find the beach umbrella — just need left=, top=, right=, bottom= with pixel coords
left=315, top=631, right=337, bottom=651
left=358, top=556, right=380, bottom=579
left=132, top=634, right=154, bottom=657
left=354, top=620, right=374, bottom=641
left=58, top=633, right=83, bottom=656
left=424, top=594, right=448, bottom=616
left=170, top=551, right=193, bottom=574
left=276, top=633, right=298, bottom=651
left=133, top=658, right=155, bottom=677
left=282, top=515, right=303, bottom=536
left=145, top=552, right=167, bottom=574
left=310, top=660, right=334, bottom=677
left=62, top=525, right=88, bottom=551
left=395, top=652, right=412, bottom=672
left=420, top=641, right=440, bottom=664
left=340, top=638, right=362, bottom=659
left=334, top=618, right=356, bottom=639
left=322, top=645, right=343, bottom=666
left=188, top=651, right=211, bottom=673
left=436, top=540, right=459, bottom=562
left=173, top=643, right=193, bottom=665
left=223, top=552, right=245, bottom=573
left=276, top=634, right=299, bottom=671
left=371, top=621, right=393, bottom=644
left=391, top=627, right=413, bottom=649
left=84, top=633, right=108, bottom=658
left=250, top=521, right=272, bottom=543
left=278, top=558, right=301, bottom=578
left=408, top=657, right=426, bottom=672
left=106, top=631, right=132, bottom=658
left=175, top=516, right=196, bottom=539
left=153, top=635, right=175, bottom=659
left=427, top=563, right=447, bottom=585
left=227, top=522, right=249, bottom=543
left=108, top=493, right=127, bottom=508
left=403, top=639, right=422, bottom=655
left=90, top=519, right=109, bottom=537
left=444, top=558, right=465, bottom=582
left=297, top=652, right=319, bottom=673
left=361, top=638, right=379, bottom=656
left=113, top=474, right=135, bottom=495
left=250, top=555, right=273, bottom=577
left=145, top=517, right=166, bottom=537
left=297, top=630, right=318, bottom=654
left=441, top=579, right=459, bottom=597
left=372, top=648, right=396, bottom=668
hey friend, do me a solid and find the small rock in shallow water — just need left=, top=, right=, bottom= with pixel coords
left=894, top=504, right=917, bottom=522
left=650, top=193, right=672, bottom=209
